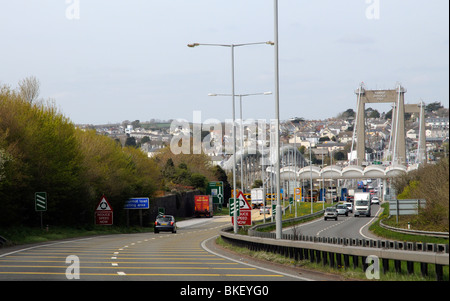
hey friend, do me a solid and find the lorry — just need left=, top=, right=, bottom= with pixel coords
left=354, top=192, right=371, bottom=217
left=250, top=188, right=264, bottom=208
left=194, top=195, right=213, bottom=218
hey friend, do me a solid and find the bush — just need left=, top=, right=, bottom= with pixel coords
left=393, top=159, right=449, bottom=232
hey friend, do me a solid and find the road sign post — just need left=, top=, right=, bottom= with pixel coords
left=124, top=197, right=149, bottom=227
left=35, top=192, right=47, bottom=229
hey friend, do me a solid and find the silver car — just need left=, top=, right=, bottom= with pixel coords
left=324, top=207, right=338, bottom=221
left=336, top=204, right=349, bottom=216
left=343, top=202, right=353, bottom=213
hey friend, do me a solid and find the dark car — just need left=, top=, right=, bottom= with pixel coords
left=154, top=215, right=177, bottom=233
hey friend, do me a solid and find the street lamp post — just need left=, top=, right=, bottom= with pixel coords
left=310, top=144, right=314, bottom=214
left=188, top=41, right=273, bottom=234
left=273, top=0, right=282, bottom=239
left=209, top=92, right=272, bottom=194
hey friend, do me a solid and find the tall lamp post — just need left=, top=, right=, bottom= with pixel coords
left=209, top=92, right=272, bottom=193
left=188, top=41, right=273, bottom=234
left=273, top=0, right=282, bottom=239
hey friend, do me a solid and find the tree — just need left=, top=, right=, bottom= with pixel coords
left=213, top=165, right=231, bottom=205
left=425, top=101, right=443, bottom=113
left=298, top=145, right=306, bottom=154
left=334, top=151, right=346, bottom=161
left=18, top=76, right=40, bottom=104
left=337, top=108, right=355, bottom=119
left=393, top=159, right=449, bottom=231
left=189, top=173, right=208, bottom=191
left=252, top=179, right=263, bottom=188
left=141, top=136, right=151, bottom=144
left=369, top=110, right=380, bottom=118
left=125, top=136, right=136, bottom=147
left=1, top=81, right=162, bottom=227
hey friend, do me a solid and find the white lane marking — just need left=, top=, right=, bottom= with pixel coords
left=316, top=216, right=352, bottom=236
left=201, top=236, right=314, bottom=281
left=0, top=236, right=99, bottom=258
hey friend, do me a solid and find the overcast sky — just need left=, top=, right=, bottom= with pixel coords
left=1, top=0, right=448, bottom=125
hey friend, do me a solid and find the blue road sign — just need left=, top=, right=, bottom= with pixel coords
left=124, top=197, right=149, bottom=209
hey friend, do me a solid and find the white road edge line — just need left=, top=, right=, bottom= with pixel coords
left=201, top=235, right=314, bottom=281
left=359, top=206, right=384, bottom=239
left=0, top=236, right=100, bottom=258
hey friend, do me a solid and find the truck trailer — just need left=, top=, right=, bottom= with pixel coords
left=194, top=195, right=213, bottom=218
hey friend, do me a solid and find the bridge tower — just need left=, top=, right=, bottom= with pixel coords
left=353, top=83, right=407, bottom=165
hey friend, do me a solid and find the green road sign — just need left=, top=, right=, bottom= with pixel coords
left=272, top=204, right=276, bottom=216
left=35, top=192, right=47, bottom=211
left=158, top=207, right=165, bottom=215
left=229, top=198, right=240, bottom=216
left=207, top=181, right=224, bottom=204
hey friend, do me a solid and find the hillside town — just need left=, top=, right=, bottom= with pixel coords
left=80, top=103, right=449, bottom=167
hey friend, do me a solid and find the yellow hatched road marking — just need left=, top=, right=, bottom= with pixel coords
left=0, top=265, right=256, bottom=270
left=9, top=252, right=214, bottom=257
left=0, top=271, right=283, bottom=277
left=3, top=255, right=223, bottom=260
left=0, top=259, right=238, bottom=265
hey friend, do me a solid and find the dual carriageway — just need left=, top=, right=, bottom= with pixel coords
left=0, top=203, right=381, bottom=282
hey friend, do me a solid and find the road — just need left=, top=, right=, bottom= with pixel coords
left=283, top=204, right=383, bottom=240
left=0, top=215, right=333, bottom=282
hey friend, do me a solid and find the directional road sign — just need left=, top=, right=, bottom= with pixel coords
left=229, top=198, right=239, bottom=216
left=207, top=181, right=224, bottom=204
left=35, top=192, right=47, bottom=211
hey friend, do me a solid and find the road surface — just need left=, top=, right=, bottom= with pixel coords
left=283, top=204, right=383, bottom=240
left=0, top=215, right=339, bottom=282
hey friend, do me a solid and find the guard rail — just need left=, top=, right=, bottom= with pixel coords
left=220, top=212, right=449, bottom=280
left=379, top=219, right=449, bottom=239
